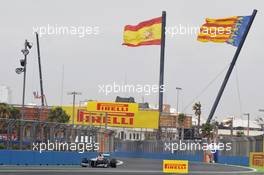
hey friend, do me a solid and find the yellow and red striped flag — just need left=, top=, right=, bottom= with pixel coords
left=197, top=16, right=238, bottom=43
left=123, top=17, right=162, bottom=47
left=197, top=16, right=251, bottom=46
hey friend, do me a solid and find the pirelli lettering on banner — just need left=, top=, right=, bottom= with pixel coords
left=164, top=163, right=187, bottom=170
left=96, top=103, right=129, bottom=112
left=77, top=110, right=134, bottom=126
left=163, top=160, right=188, bottom=173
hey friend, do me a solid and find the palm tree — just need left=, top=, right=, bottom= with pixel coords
left=0, top=103, right=20, bottom=135
left=48, top=107, right=70, bottom=123
left=192, top=102, right=201, bottom=130
left=178, top=113, right=186, bottom=140
left=0, top=103, right=11, bottom=118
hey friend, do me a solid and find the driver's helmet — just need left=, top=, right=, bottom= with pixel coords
left=97, top=153, right=104, bottom=160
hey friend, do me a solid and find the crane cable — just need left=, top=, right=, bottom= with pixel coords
left=235, top=66, right=244, bottom=120
left=182, top=63, right=230, bottom=113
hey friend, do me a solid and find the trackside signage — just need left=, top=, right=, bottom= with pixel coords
left=250, top=152, right=264, bottom=168
left=86, top=102, right=159, bottom=128
left=163, top=160, right=188, bottom=174
left=61, top=101, right=159, bottom=129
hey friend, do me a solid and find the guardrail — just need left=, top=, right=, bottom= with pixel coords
left=0, top=150, right=97, bottom=165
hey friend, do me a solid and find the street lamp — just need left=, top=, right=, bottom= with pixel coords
left=176, top=87, right=182, bottom=113
left=16, top=40, right=33, bottom=114
left=16, top=40, right=32, bottom=149
left=67, top=91, right=82, bottom=126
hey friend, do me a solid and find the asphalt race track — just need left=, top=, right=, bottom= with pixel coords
left=0, top=158, right=261, bottom=175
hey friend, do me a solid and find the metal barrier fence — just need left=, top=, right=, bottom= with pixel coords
left=219, top=135, right=263, bottom=156
left=1, top=115, right=263, bottom=158
left=114, top=136, right=264, bottom=157
left=114, top=139, right=202, bottom=155
left=0, top=118, right=115, bottom=152
left=114, top=139, right=204, bottom=162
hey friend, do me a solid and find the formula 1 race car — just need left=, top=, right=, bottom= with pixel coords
left=81, top=153, right=117, bottom=168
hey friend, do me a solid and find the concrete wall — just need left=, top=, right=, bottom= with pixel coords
left=0, top=150, right=249, bottom=166
left=217, top=155, right=249, bottom=166
left=0, top=150, right=97, bottom=165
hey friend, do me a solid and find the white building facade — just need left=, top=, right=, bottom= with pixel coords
left=0, top=85, right=11, bottom=104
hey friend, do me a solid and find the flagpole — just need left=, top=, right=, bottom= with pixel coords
left=158, top=11, right=166, bottom=139
left=36, top=32, right=45, bottom=107
left=207, top=9, right=257, bottom=123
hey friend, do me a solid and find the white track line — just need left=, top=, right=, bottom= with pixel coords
left=116, top=160, right=123, bottom=166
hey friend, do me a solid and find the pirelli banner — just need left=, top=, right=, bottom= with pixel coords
left=63, top=102, right=159, bottom=129
left=250, top=152, right=264, bottom=169
left=163, top=160, right=188, bottom=174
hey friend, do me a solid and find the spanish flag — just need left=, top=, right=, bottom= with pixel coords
left=123, top=17, right=162, bottom=47
left=197, top=16, right=251, bottom=46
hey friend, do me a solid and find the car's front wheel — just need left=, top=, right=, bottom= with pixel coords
left=110, top=159, right=117, bottom=168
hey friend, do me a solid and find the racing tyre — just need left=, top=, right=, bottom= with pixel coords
left=90, top=161, right=96, bottom=168
left=110, top=159, right=117, bottom=168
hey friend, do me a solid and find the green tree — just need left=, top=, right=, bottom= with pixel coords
left=48, top=107, right=70, bottom=123
left=201, top=122, right=214, bottom=140
left=9, top=106, right=20, bottom=119
left=192, top=102, right=201, bottom=130
left=178, top=113, right=186, bottom=140
left=0, top=103, right=20, bottom=119
left=236, top=131, right=245, bottom=137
